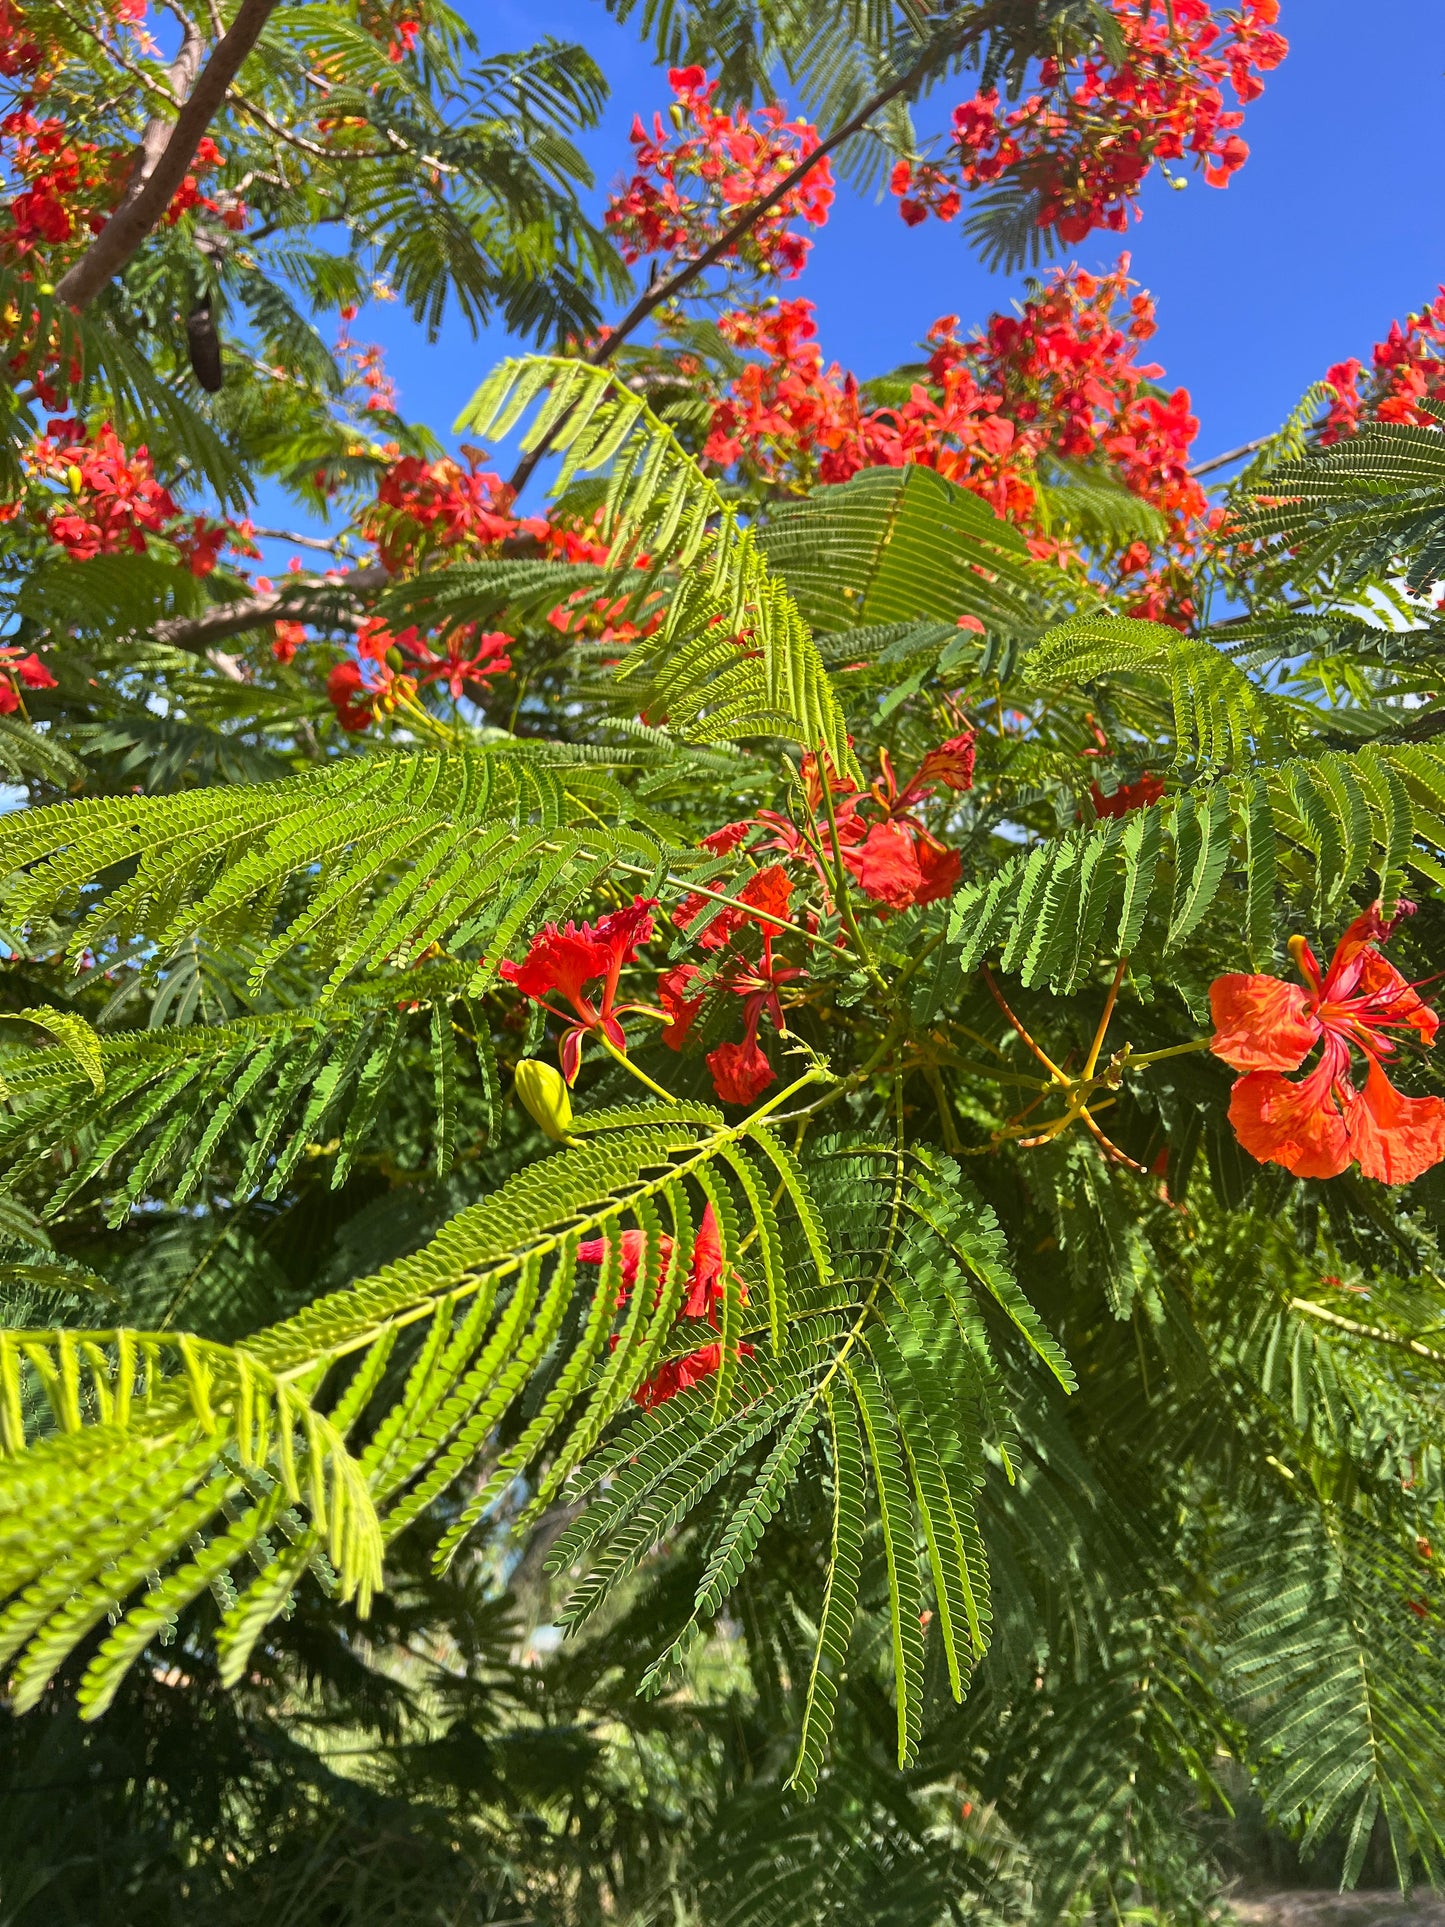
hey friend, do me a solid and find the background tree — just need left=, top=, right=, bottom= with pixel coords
left=3, top=4, right=1445, bottom=1923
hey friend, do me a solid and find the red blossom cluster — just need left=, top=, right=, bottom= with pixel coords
left=325, top=615, right=512, bottom=730
left=605, top=65, right=834, bottom=283
left=1090, top=771, right=1166, bottom=818
left=17, top=419, right=230, bottom=573
left=657, top=737, right=973, bottom=1104
left=1320, top=291, right=1445, bottom=443
left=1210, top=906, right=1445, bottom=1185
left=662, top=865, right=802, bottom=1105
left=577, top=1204, right=753, bottom=1408
left=2, top=110, right=237, bottom=265
left=892, top=0, right=1286, bottom=247
left=704, top=262, right=1212, bottom=623
left=0, top=2, right=44, bottom=79
left=362, top=449, right=527, bottom=572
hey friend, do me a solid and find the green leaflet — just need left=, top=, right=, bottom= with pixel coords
left=788, top=1388, right=866, bottom=1798
left=843, top=1353, right=924, bottom=1768
left=458, top=357, right=851, bottom=770
left=0, top=1109, right=837, bottom=1712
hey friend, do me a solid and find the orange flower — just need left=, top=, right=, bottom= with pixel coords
left=1209, top=907, right=1445, bottom=1185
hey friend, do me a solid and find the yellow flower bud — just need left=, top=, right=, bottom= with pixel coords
left=514, top=1058, right=574, bottom=1143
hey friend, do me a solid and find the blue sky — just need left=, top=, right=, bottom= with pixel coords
left=258, top=0, right=1444, bottom=535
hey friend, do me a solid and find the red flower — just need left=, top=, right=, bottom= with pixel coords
left=407, top=626, right=512, bottom=699
left=914, top=731, right=976, bottom=794
left=576, top=1227, right=664, bottom=1298
left=701, top=820, right=752, bottom=855
left=1210, top=907, right=1445, bottom=1184
left=674, top=862, right=794, bottom=951
left=844, top=820, right=960, bottom=909
left=501, top=897, right=658, bottom=1083
left=0, top=649, right=56, bottom=691
left=659, top=963, right=706, bottom=1051
left=272, top=620, right=306, bottom=664
left=707, top=1036, right=775, bottom=1105
left=1091, top=772, right=1165, bottom=817
left=577, top=1202, right=752, bottom=1407
left=326, top=659, right=374, bottom=732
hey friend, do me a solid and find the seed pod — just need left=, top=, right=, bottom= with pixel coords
left=187, top=297, right=224, bottom=393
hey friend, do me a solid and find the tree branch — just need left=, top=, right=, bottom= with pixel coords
left=1188, top=436, right=1273, bottom=480
left=154, top=565, right=389, bottom=652
left=55, top=0, right=280, bottom=309
left=506, top=4, right=1006, bottom=496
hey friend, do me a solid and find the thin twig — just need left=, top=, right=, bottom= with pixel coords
left=1188, top=436, right=1272, bottom=479
left=248, top=526, right=349, bottom=555
left=1289, top=1297, right=1445, bottom=1367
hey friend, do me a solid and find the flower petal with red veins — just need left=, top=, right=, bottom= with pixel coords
left=500, top=928, right=611, bottom=1008
left=911, top=832, right=961, bottom=904
left=1227, top=1069, right=1351, bottom=1179
left=1343, top=1058, right=1445, bottom=1186
left=707, top=1037, right=776, bottom=1105
left=1209, top=974, right=1318, bottom=1072
left=846, top=820, right=925, bottom=908
left=917, top=731, right=976, bottom=793
left=1355, top=949, right=1440, bottom=1048
left=737, top=864, right=792, bottom=927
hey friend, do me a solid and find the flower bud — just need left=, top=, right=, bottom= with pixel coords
left=514, top=1058, right=573, bottom=1142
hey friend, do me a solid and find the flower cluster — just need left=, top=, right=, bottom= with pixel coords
left=19, top=419, right=231, bottom=574
left=1210, top=906, right=1445, bottom=1185
left=892, top=0, right=1286, bottom=247
left=605, top=65, right=834, bottom=283
left=0, top=2, right=44, bottom=80
left=577, top=1204, right=753, bottom=1408
left=662, top=865, right=802, bottom=1105
left=703, top=261, right=1212, bottom=623
left=658, top=737, right=973, bottom=1105
left=2, top=104, right=236, bottom=268
left=362, top=449, right=527, bottom=573
left=1320, top=290, right=1445, bottom=443
left=325, top=616, right=512, bottom=730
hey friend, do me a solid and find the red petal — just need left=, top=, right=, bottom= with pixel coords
left=501, top=927, right=610, bottom=1007
left=1343, top=1059, right=1445, bottom=1185
left=658, top=964, right=705, bottom=1050
left=1355, top=949, right=1440, bottom=1048
left=846, top=821, right=925, bottom=908
left=1209, top=974, right=1318, bottom=1072
left=1228, top=1069, right=1350, bottom=1179
left=911, top=832, right=961, bottom=904
left=738, top=864, right=792, bottom=927
left=707, top=1037, right=775, bottom=1105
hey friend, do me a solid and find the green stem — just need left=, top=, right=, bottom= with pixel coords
left=1126, top=1039, right=1211, bottom=1067
left=599, top=1037, right=679, bottom=1104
